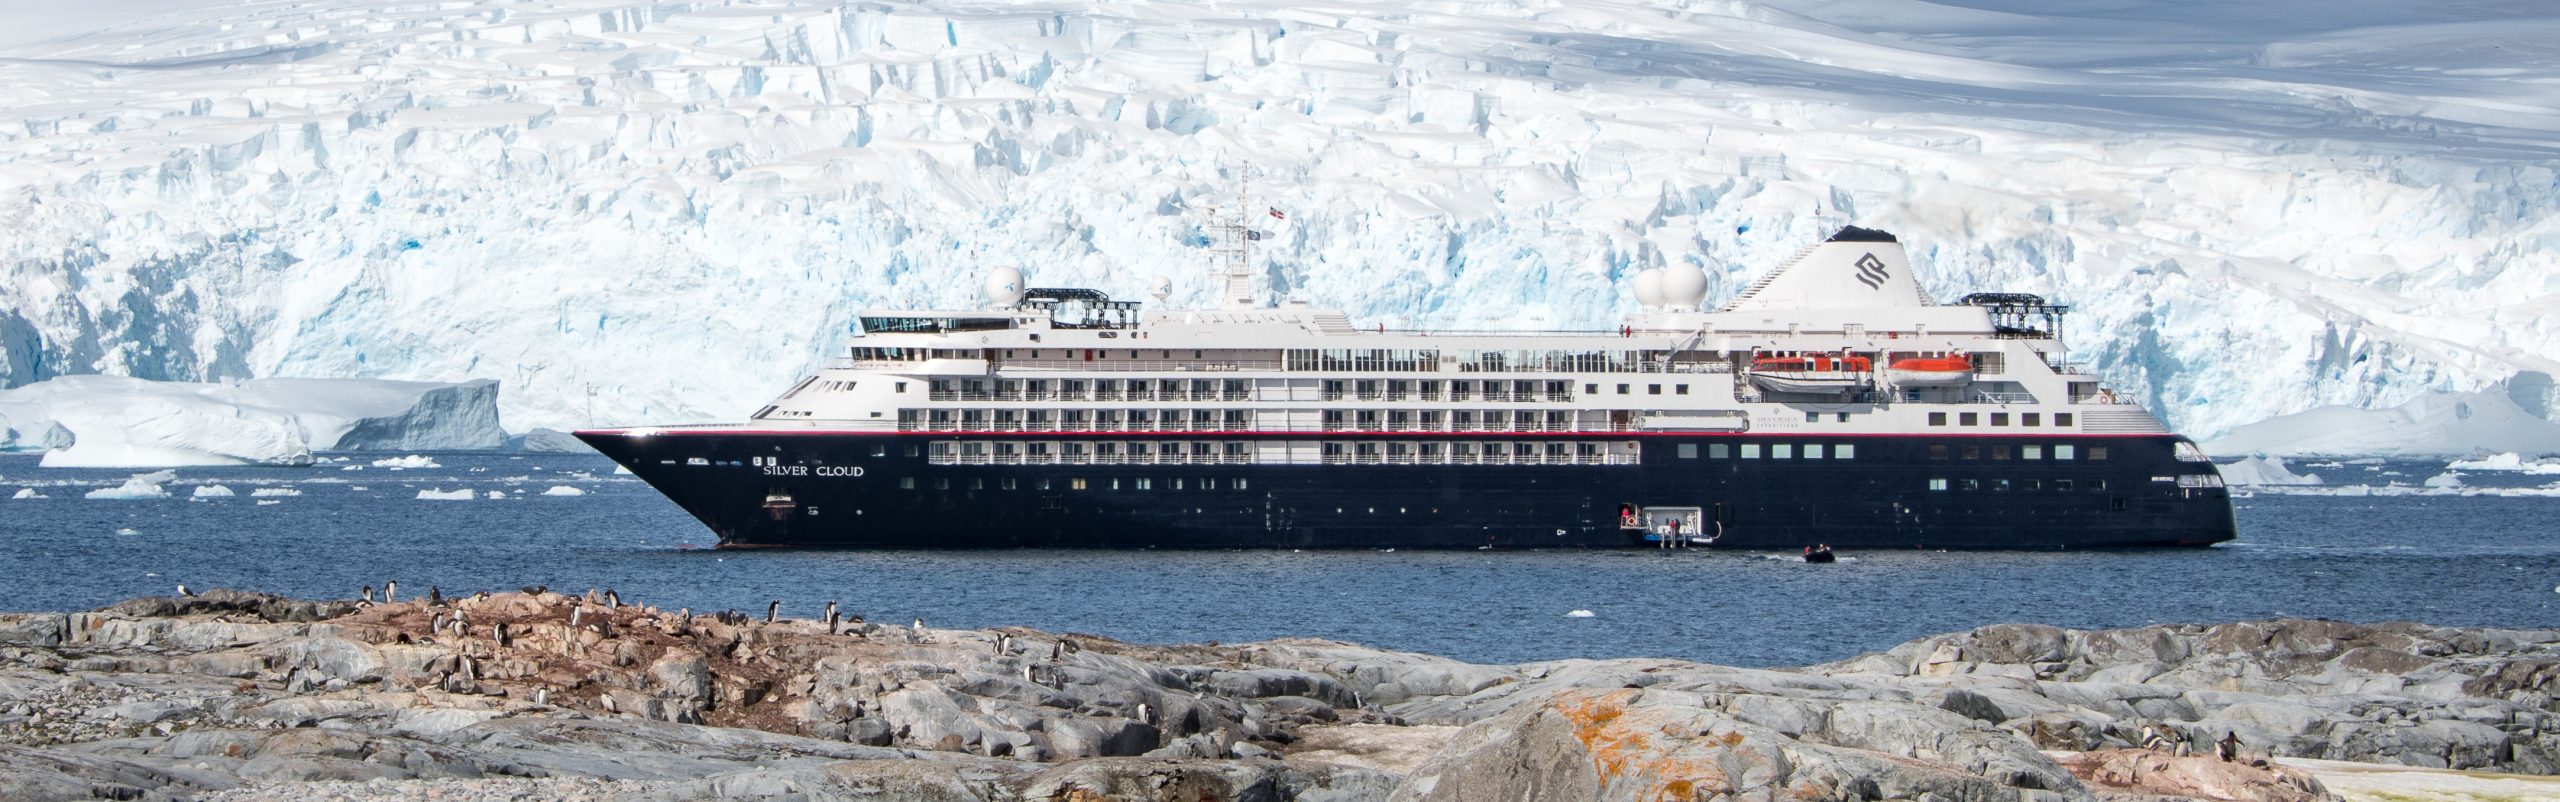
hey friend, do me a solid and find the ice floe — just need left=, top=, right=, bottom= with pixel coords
left=415, top=488, right=474, bottom=501
left=85, top=471, right=176, bottom=500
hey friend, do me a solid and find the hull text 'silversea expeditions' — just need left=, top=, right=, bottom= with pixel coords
left=578, top=222, right=2237, bottom=550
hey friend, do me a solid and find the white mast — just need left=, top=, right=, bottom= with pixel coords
left=1207, top=197, right=1259, bottom=310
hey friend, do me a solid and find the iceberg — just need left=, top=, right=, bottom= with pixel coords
left=190, top=485, right=235, bottom=499
left=86, top=470, right=176, bottom=500
left=2217, top=457, right=2323, bottom=487
left=415, top=488, right=474, bottom=501
left=0, top=376, right=505, bottom=468
left=11, top=488, right=43, bottom=499
left=250, top=487, right=302, bottom=497
left=372, top=455, right=442, bottom=469
left=2202, top=386, right=2560, bottom=458
left=541, top=485, right=587, bottom=497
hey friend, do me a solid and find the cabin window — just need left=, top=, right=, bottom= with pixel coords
left=1001, top=478, right=1017, bottom=490
left=1962, top=479, right=1981, bottom=490
left=1617, top=384, right=1630, bottom=394
left=1805, top=412, right=1820, bottom=423
left=1649, top=384, right=1662, bottom=395
left=1929, top=445, right=1948, bottom=460
left=2055, top=413, right=2075, bottom=427
left=2089, top=447, right=2110, bottom=461
left=935, top=478, right=950, bottom=490
left=2092, top=479, right=2108, bottom=490
left=1676, top=384, right=1689, bottom=395
left=1070, top=478, right=1088, bottom=490
left=1804, top=445, right=1825, bottom=459
left=896, top=381, right=908, bottom=393
left=1772, top=444, right=1794, bottom=459
left=1110, top=478, right=1122, bottom=490
left=1708, top=444, right=1730, bottom=458
left=871, top=444, right=887, bottom=457
left=1741, top=444, right=1762, bottom=459
left=2023, top=445, right=2044, bottom=459
left=906, top=445, right=921, bottom=457
left=1927, top=412, right=1947, bottom=426
left=1991, top=413, right=2010, bottom=426
left=1835, top=413, right=1849, bottom=422
left=2022, top=479, right=2042, bottom=491
left=1992, top=445, right=2011, bottom=460
left=1236, top=478, right=1250, bottom=490
left=1960, top=412, right=1979, bottom=426
left=969, top=478, right=985, bottom=490
left=2023, top=413, right=2042, bottom=426
left=1929, top=478, right=1949, bottom=491
left=1961, top=445, right=1981, bottom=460
left=2054, top=479, right=2074, bottom=491
left=1135, top=478, right=1152, bottom=490
left=899, top=477, right=916, bottom=490
left=1586, top=383, right=1599, bottom=394
left=1835, top=444, right=1855, bottom=459
left=1678, top=444, right=1698, bottom=459
left=1993, top=479, right=2011, bottom=491
left=1203, top=478, right=1218, bottom=489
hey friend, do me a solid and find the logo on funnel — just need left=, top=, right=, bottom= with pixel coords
left=1854, top=253, right=1890, bottom=289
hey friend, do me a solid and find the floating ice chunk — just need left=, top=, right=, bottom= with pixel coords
left=256, top=500, right=281, bottom=506
left=342, top=465, right=364, bottom=471
left=2423, top=472, right=2464, bottom=488
left=486, top=490, right=507, bottom=499
left=86, top=470, right=177, bottom=500
left=114, top=528, right=139, bottom=535
left=613, top=465, right=633, bottom=475
left=2217, top=456, right=2323, bottom=486
left=351, top=486, right=369, bottom=491
left=191, top=485, right=235, bottom=498
left=373, top=455, right=441, bottom=469
left=1565, top=609, right=1596, bottom=618
left=2448, top=453, right=2560, bottom=473
left=416, top=488, right=474, bottom=500
left=250, top=488, right=301, bottom=497
left=10, top=488, right=40, bottom=499
left=542, top=485, right=586, bottom=496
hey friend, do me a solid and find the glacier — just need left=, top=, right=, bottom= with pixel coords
left=0, top=375, right=506, bottom=467
left=2, top=0, right=2557, bottom=446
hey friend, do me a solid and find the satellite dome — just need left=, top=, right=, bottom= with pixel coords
left=983, top=267, right=1026, bottom=307
left=1658, top=265, right=1708, bottom=311
left=1149, top=276, right=1173, bottom=302
left=1631, top=268, right=1667, bottom=308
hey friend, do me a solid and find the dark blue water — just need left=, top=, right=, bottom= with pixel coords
left=3, top=453, right=2555, bottom=667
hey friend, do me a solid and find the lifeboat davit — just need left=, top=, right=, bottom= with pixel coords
left=1885, top=355, right=1974, bottom=387
left=1748, top=354, right=1874, bottom=395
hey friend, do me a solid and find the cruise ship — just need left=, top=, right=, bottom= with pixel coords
left=578, top=218, right=2236, bottom=550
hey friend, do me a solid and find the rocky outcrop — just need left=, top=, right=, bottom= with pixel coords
left=1816, top=619, right=2560, bottom=773
left=0, top=593, right=2543, bottom=801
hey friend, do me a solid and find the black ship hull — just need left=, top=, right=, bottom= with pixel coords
left=578, top=430, right=2236, bottom=550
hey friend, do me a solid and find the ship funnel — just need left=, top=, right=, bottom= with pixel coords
left=1720, top=227, right=1929, bottom=311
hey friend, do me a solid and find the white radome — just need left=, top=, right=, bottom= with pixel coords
left=1149, top=276, right=1173, bottom=302
left=1631, top=269, right=1667, bottom=308
left=984, top=267, right=1026, bottom=307
left=1657, top=266, right=1708, bottom=312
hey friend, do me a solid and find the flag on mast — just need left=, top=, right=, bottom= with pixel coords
left=1268, top=207, right=1286, bottom=220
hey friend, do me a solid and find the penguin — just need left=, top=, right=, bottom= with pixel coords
left=2216, top=732, right=2242, bottom=762
left=361, top=585, right=375, bottom=604
left=533, top=686, right=550, bottom=706
left=569, top=607, right=583, bottom=627
left=495, top=621, right=511, bottom=649
left=427, top=586, right=443, bottom=607
left=1137, top=702, right=1154, bottom=726
left=384, top=580, right=398, bottom=604
left=767, top=600, right=780, bottom=623
left=995, top=633, right=1011, bottom=655
left=176, top=584, right=194, bottom=597
left=824, top=602, right=839, bottom=631
left=1051, top=640, right=1063, bottom=661
left=605, top=589, right=620, bottom=609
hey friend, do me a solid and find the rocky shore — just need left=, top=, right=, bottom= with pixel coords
left=2, top=590, right=2556, bottom=801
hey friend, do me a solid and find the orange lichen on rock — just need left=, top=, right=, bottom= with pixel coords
left=1551, top=689, right=1734, bottom=802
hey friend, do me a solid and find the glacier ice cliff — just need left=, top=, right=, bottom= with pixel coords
left=0, top=376, right=506, bottom=467
left=1, top=0, right=2556, bottom=444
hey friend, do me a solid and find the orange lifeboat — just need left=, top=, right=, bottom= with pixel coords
left=1747, top=354, right=1874, bottom=395
left=1885, top=355, right=1974, bottom=387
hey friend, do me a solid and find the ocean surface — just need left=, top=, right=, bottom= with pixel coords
left=2, top=453, right=2555, bottom=668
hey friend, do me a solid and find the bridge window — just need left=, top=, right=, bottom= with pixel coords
left=2023, top=413, right=2042, bottom=426
left=1960, top=412, right=1979, bottom=426
left=1805, top=411, right=1820, bottom=423
left=2055, top=413, right=2075, bottom=427
left=1928, top=412, right=1947, bottom=426
left=1991, top=413, right=2010, bottom=426
left=1678, top=444, right=1698, bottom=459
left=1709, top=443, right=1730, bottom=459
